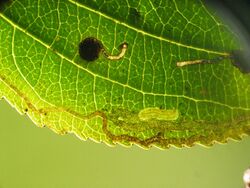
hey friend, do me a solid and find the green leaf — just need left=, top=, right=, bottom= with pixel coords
left=0, top=0, right=249, bottom=149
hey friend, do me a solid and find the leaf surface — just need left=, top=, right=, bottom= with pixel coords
left=0, top=0, right=249, bottom=148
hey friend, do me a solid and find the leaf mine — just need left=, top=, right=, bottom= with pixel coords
left=79, top=37, right=128, bottom=62
left=103, top=42, right=128, bottom=60
left=138, top=107, right=179, bottom=121
left=176, top=50, right=250, bottom=74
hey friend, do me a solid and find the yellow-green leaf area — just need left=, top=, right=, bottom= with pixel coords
left=0, top=0, right=249, bottom=149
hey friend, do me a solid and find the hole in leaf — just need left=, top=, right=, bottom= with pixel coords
left=78, top=37, right=103, bottom=62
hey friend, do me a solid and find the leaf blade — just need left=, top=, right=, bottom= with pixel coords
left=0, top=0, right=249, bottom=149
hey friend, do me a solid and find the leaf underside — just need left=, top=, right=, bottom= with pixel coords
left=0, top=0, right=249, bottom=149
